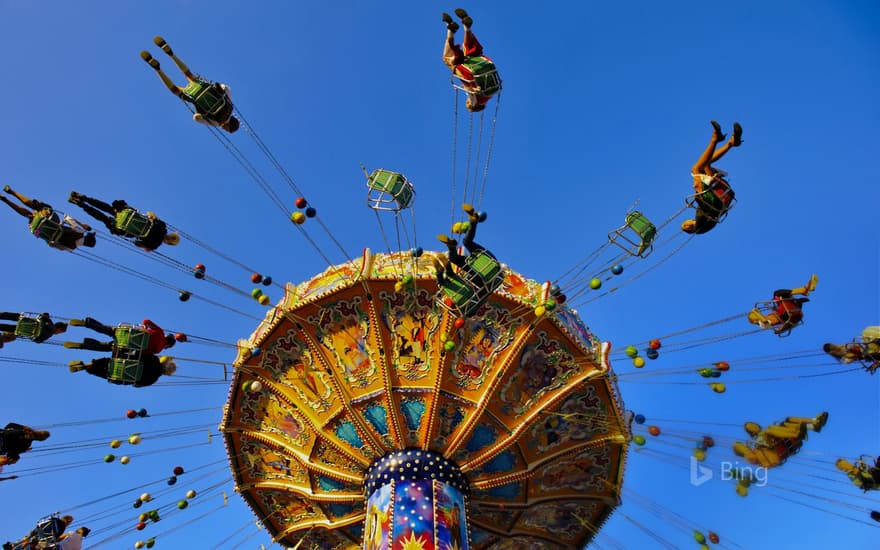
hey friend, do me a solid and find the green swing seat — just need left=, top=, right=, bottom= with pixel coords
left=608, top=211, right=657, bottom=258
left=115, top=208, right=153, bottom=238
left=183, top=79, right=227, bottom=116
left=13, top=314, right=49, bottom=340
left=366, top=169, right=415, bottom=211
left=114, top=325, right=150, bottom=352
left=688, top=176, right=736, bottom=222
left=438, top=250, right=504, bottom=318
left=453, top=56, right=502, bottom=97
left=108, top=357, right=143, bottom=384
left=29, top=211, right=65, bottom=244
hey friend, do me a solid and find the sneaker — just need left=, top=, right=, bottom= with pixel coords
left=447, top=21, right=460, bottom=32
left=732, top=122, right=744, bottom=146
left=441, top=12, right=453, bottom=23
left=454, top=8, right=469, bottom=18
left=63, top=341, right=81, bottom=349
left=812, top=411, right=829, bottom=432
left=806, top=274, right=819, bottom=294
left=68, top=318, right=85, bottom=326
left=140, top=51, right=160, bottom=70
left=437, top=234, right=457, bottom=247
left=153, top=36, right=173, bottom=55
left=69, top=361, right=85, bottom=373
left=2, top=185, right=11, bottom=193
left=68, top=191, right=83, bottom=204
left=461, top=16, right=473, bottom=27
left=710, top=120, right=726, bottom=142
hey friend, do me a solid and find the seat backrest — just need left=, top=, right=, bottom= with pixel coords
left=108, top=358, right=143, bottom=384
left=29, top=211, right=64, bottom=243
left=460, top=56, right=501, bottom=96
left=183, top=79, right=226, bottom=116
left=115, top=209, right=153, bottom=238
left=114, top=326, right=150, bottom=352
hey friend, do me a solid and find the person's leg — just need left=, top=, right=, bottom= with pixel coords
left=0, top=196, right=34, bottom=219
left=80, top=317, right=116, bottom=338
left=140, top=51, right=185, bottom=98
left=462, top=28, right=483, bottom=57
left=691, top=121, right=725, bottom=177
left=77, top=194, right=116, bottom=215
left=78, top=357, right=110, bottom=379
left=437, top=234, right=466, bottom=267
left=442, top=26, right=464, bottom=69
left=0, top=312, right=19, bottom=322
left=72, top=202, right=115, bottom=231
left=153, top=36, right=196, bottom=79
left=460, top=204, right=486, bottom=254
left=788, top=274, right=819, bottom=297
left=0, top=324, right=17, bottom=333
left=709, top=122, right=743, bottom=163
left=65, top=337, right=113, bottom=352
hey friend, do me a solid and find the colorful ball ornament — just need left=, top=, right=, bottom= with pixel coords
left=633, top=356, right=645, bottom=368
left=290, top=211, right=306, bottom=224
left=714, top=361, right=730, bottom=371
left=648, top=425, right=661, bottom=436
left=129, top=434, right=142, bottom=445
left=555, top=293, right=567, bottom=304
left=710, top=382, right=726, bottom=394
left=178, top=291, right=191, bottom=302
left=305, top=207, right=316, bottom=218
left=135, top=541, right=145, bottom=549
left=589, top=278, right=602, bottom=290
left=708, top=532, right=720, bottom=544
left=250, top=273, right=263, bottom=284
left=633, top=435, right=646, bottom=445
left=185, top=489, right=197, bottom=499
left=451, top=222, right=463, bottom=234
left=534, top=305, right=546, bottom=317
left=295, top=197, right=307, bottom=209
left=611, top=264, right=624, bottom=275
left=411, top=246, right=423, bottom=257
left=136, top=522, right=146, bottom=531
left=146, top=538, right=155, bottom=549
left=126, top=409, right=137, bottom=419
left=649, top=339, right=661, bottom=350
left=634, top=414, right=646, bottom=424
left=137, top=408, right=148, bottom=417
left=104, top=454, right=115, bottom=463
left=624, top=345, right=638, bottom=358
left=693, top=448, right=706, bottom=461
left=167, top=476, right=177, bottom=486
left=120, top=456, right=131, bottom=465
left=258, top=295, right=270, bottom=306
left=645, top=348, right=659, bottom=360
left=694, top=531, right=706, bottom=544
left=173, top=466, right=184, bottom=475
left=251, top=288, right=263, bottom=298
left=175, top=333, right=187, bottom=342
left=140, top=493, right=152, bottom=502
left=262, top=276, right=272, bottom=286
left=177, top=500, right=188, bottom=510
left=453, top=317, right=466, bottom=329
left=110, top=439, right=122, bottom=449
left=133, top=500, right=143, bottom=509
left=443, top=340, right=456, bottom=352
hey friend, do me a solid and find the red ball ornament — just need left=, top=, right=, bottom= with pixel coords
left=714, top=361, right=730, bottom=371
left=555, top=293, right=567, bottom=304
left=708, top=532, right=720, bottom=544
left=648, top=425, right=661, bottom=436
left=126, top=409, right=138, bottom=419
left=649, top=339, right=661, bottom=350
left=173, top=466, right=184, bottom=476
left=295, top=197, right=307, bottom=209
left=250, top=273, right=263, bottom=284
left=453, top=318, right=466, bottom=329
left=175, top=333, right=187, bottom=342
left=443, top=296, right=455, bottom=307
left=136, top=522, right=146, bottom=531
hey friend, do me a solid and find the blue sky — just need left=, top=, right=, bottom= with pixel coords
left=1, top=1, right=878, bottom=548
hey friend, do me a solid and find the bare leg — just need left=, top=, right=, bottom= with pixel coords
left=443, top=29, right=463, bottom=70
left=691, top=124, right=724, bottom=177
left=154, top=37, right=196, bottom=79
left=141, top=51, right=185, bottom=98
left=3, top=186, right=49, bottom=210
left=0, top=196, right=34, bottom=219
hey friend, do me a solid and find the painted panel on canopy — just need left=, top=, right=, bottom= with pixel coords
left=526, top=445, right=620, bottom=499
left=488, top=536, right=567, bottom=550
left=228, top=384, right=314, bottom=451
left=427, top=393, right=477, bottom=454
left=306, top=292, right=385, bottom=396
left=489, top=328, right=596, bottom=425
left=284, top=258, right=363, bottom=309
left=517, top=382, right=616, bottom=465
left=463, top=444, right=525, bottom=480
left=452, top=415, right=510, bottom=465
left=393, top=391, right=430, bottom=448
left=231, top=436, right=310, bottom=488
left=313, top=473, right=364, bottom=495
left=495, top=268, right=544, bottom=304
left=252, top=487, right=325, bottom=535
left=377, top=286, right=442, bottom=384
left=515, top=501, right=604, bottom=548
left=327, top=415, right=378, bottom=461
left=350, top=396, right=396, bottom=449
left=258, top=326, right=342, bottom=420
left=467, top=504, right=519, bottom=532
left=312, top=439, right=369, bottom=477
left=440, top=299, right=525, bottom=400
left=294, top=527, right=361, bottom=550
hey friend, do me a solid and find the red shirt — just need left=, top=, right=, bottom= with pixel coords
left=142, top=319, right=167, bottom=355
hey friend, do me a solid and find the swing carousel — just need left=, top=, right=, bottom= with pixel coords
left=221, top=250, right=628, bottom=549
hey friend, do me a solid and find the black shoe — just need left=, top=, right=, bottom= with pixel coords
left=68, top=191, right=82, bottom=204
left=461, top=16, right=473, bottom=28
left=442, top=12, right=453, bottom=23
left=454, top=8, right=469, bottom=19
left=140, top=51, right=160, bottom=70
left=732, top=122, right=744, bottom=146
left=447, top=21, right=460, bottom=32
left=710, top=120, right=726, bottom=142
left=153, top=36, right=173, bottom=55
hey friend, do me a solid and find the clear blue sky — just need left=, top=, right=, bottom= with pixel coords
left=1, top=1, right=878, bottom=548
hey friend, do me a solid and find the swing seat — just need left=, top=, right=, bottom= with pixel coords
left=108, top=357, right=143, bottom=384
left=34, top=515, right=65, bottom=549
left=29, top=211, right=65, bottom=244
left=437, top=250, right=504, bottom=318
left=184, top=79, right=227, bottom=116
left=452, top=56, right=502, bottom=97
left=366, top=169, right=415, bottom=211
left=114, top=325, right=150, bottom=352
left=13, top=313, right=45, bottom=339
left=686, top=176, right=737, bottom=222
left=752, top=300, right=804, bottom=337
left=608, top=211, right=656, bottom=258
left=115, top=209, right=153, bottom=238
